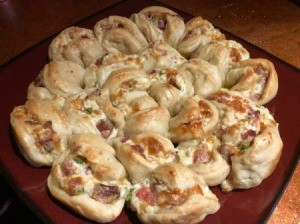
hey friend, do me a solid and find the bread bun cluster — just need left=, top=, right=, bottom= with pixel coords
left=10, top=6, right=282, bottom=224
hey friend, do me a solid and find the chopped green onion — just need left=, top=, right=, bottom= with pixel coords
left=238, top=144, right=248, bottom=151
left=85, top=107, right=93, bottom=114
left=74, top=187, right=84, bottom=195
left=125, top=188, right=134, bottom=201
left=73, top=155, right=87, bottom=164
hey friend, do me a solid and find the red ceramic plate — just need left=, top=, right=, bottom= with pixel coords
left=0, top=0, right=299, bottom=223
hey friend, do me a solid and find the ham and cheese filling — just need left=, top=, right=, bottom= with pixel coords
left=133, top=181, right=203, bottom=212
left=146, top=12, right=167, bottom=31
left=208, top=90, right=277, bottom=160
left=121, top=135, right=176, bottom=164
left=108, top=76, right=149, bottom=112
left=141, top=40, right=186, bottom=71
left=64, top=89, right=117, bottom=139
left=149, top=68, right=189, bottom=96
left=181, top=19, right=224, bottom=43
left=26, top=119, right=61, bottom=154
left=235, top=64, right=269, bottom=102
left=177, top=135, right=219, bottom=166
left=169, top=96, right=217, bottom=142
left=84, top=53, right=145, bottom=88
left=55, top=145, right=130, bottom=202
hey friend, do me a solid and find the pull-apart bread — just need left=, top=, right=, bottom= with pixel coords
left=10, top=5, right=282, bottom=224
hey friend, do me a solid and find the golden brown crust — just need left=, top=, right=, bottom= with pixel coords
left=207, top=89, right=282, bottom=191
left=177, top=136, right=230, bottom=186
left=84, top=53, right=145, bottom=89
left=102, top=68, right=150, bottom=116
left=124, top=106, right=170, bottom=137
left=169, top=96, right=219, bottom=143
left=47, top=133, right=129, bottom=223
left=10, top=99, right=70, bottom=167
left=115, top=132, right=176, bottom=183
left=130, top=163, right=220, bottom=224
left=148, top=68, right=194, bottom=114
left=40, top=60, right=85, bottom=98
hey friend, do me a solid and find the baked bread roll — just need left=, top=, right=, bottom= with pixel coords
left=224, top=58, right=279, bottom=105
left=128, top=95, right=159, bottom=114
left=169, top=95, right=219, bottom=143
left=63, top=88, right=121, bottom=139
left=39, top=60, right=85, bottom=98
left=129, top=163, right=220, bottom=224
left=207, top=89, right=283, bottom=191
left=177, top=135, right=230, bottom=186
left=221, top=125, right=282, bottom=192
left=49, top=27, right=106, bottom=67
left=148, top=68, right=194, bottom=113
left=124, top=106, right=170, bottom=137
left=10, top=99, right=70, bottom=167
left=178, top=58, right=222, bottom=97
left=95, top=88, right=125, bottom=134
left=131, top=6, right=185, bottom=47
left=177, top=16, right=225, bottom=58
left=192, top=40, right=250, bottom=79
left=27, top=76, right=53, bottom=100
left=48, top=133, right=130, bottom=223
left=102, top=68, right=150, bottom=116
left=84, top=53, right=145, bottom=88
left=94, top=16, right=147, bottom=54
left=140, top=40, right=186, bottom=72
left=114, top=132, right=176, bottom=183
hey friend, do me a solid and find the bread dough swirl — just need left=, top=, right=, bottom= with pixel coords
left=131, top=6, right=185, bottom=47
left=48, top=133, right=130, bottom=223
left=94, top=16, right=148, bottom=54
left=207, top=89, right=283, bottom=191
left=177, top=16, right=225, bottom=58
left=49, top=27, right=106, bottom=67
left=129, top=163, right=220, bottom=224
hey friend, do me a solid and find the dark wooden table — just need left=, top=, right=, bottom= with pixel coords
left=0, top=0, right=299, bottom=223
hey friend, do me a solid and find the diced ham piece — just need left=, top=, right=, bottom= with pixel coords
left=193, top=149, right=211, bottom=164
left=101, top=23, right=112, bottom=30
left=39, top=138, right=55, bottom=152
left=182, top=31, right=194, bottom=41
left=34, top=75, right=44, bottom=87
left=136, top=187, right=156, bottom=205
left=169, top=77, right=180, bottom=89
left=96, top=120, right=114, bottom=139
left=121, top=136, right=130, bottom=143
left=86, top=89, right=101, bottom=100
left=67, top=177, right=84, bottom=195
left=249, top=93, right=261, bottom=101
left=131, top=145, right=144, bottom=154
left=92, top=183, right=120, bottom=204
left=241, top=129, right=256, bottom=140
left=157, top=19, right=167, bottom=30
left=61, top=161, right=75, bottom=176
